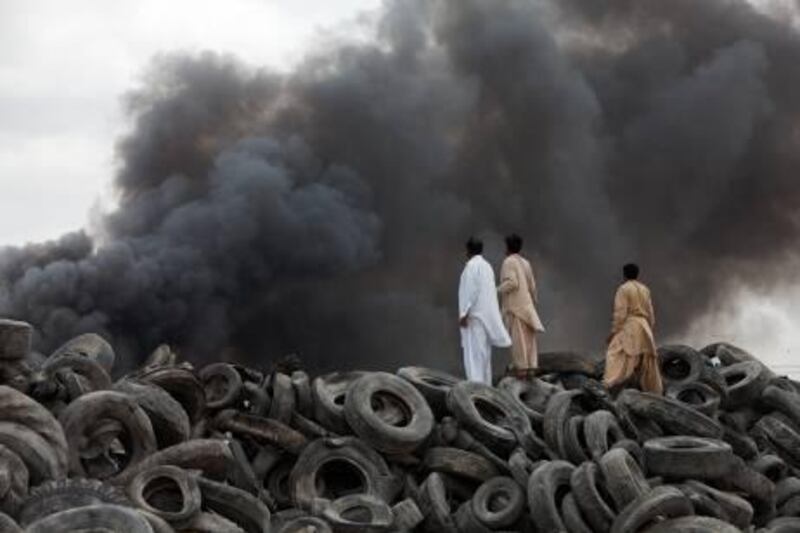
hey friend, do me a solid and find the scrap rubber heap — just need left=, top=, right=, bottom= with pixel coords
left=0, top=318, right=798, bottom=532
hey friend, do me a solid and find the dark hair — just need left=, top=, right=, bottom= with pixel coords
left=505, top=233, right=523, bottom=254
left=466, top=236, right=483, bottom=256
left=623, top=263, right=640, bottom=280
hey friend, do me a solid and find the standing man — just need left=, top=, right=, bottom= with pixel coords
left=458, top=237, right=511, bottom=384
left=603, top=263, right=663, bottom=395
left=498, top=234, right=545, bottom=380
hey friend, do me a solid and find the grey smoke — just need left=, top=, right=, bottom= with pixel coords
left=2, top=0, right=800, bottom=373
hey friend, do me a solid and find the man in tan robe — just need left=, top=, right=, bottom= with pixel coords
left=603, top=263, right=663, bottom=395
left=498, top=234, right=545, bottom=380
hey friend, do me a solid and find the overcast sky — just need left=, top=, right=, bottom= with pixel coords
left=2, top=0, right=799, bottom=372
left=0, top=0, right=379, bottom=245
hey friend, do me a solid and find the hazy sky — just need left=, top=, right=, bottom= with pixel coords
left=0, top=0, right=379, bottom=245
left=1, top=0, right=799, bottom=373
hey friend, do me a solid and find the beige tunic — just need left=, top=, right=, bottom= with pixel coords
left=603, top=280, right=663, bottom=394
left=498, top=254, right=544, bottom=370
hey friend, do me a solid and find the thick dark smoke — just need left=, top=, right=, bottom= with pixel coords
left=2, top=0, right=800, bottom=373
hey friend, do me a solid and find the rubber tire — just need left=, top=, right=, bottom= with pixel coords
left=720, top=361, right=770, bottom=408
left=527, top=460, right=575, bottom=533
left=561, top=492, right=594, bottom=533
left=311, top=372, right=366, bottom=434
left=616, top=389, right=722, bottom=439
left=128, top=465, right=201, bottom=528
left=642, top=515, right=743, bottom=532
left=344, top=372, right=434, bottom=454
left=610, top=485, right=692, bottom=533
left=564, top=415, right=589, bottom=465
left=26, top=504, right=153, bottom=533
left=683, top=480, right=754, bottom=529
left=598, top=448, right=650, bottom=512
left=752, top=455, right=789, bottom=483
left=269, top=372, right=296, bottom=424
left=584, top=410, right=625, bottom=461
left=658, top=345, right=704, bottom=386
left=754, top=415, right=800, bottom=467
left=423, top=446, right=500, bottom=482
left=666, top=382, right=721, bottom=417
left=397, top=366, right=461, bottom=416
left=644, top=436, right=734, bottom=479
left=471, top=476, right=524, bottom=529
left=570, top=461, right=617, bottom=533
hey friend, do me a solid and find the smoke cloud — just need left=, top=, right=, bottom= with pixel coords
left=2, top=0, right=800, bottom=373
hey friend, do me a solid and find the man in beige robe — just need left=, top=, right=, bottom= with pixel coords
left=603, top=263, right=663, bottom=395
left=497, top=234, right=545, bottom=379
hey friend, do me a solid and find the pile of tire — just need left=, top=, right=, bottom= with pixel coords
left=0, top=318, right=799, bottom=532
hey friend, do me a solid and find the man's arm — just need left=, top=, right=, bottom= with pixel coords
left=459, top=263, right=479, bottom=325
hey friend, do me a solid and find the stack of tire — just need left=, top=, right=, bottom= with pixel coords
left=0, top=318, right=798, bottom=532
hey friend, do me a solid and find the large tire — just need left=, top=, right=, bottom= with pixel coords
left=610, top=485, right=693, bottom=533
left=644, top=436, right=734, bottom=479
left=447, top=381, right=530, bottom=452
left=570, top=461, right=617, bottom=533
left=289, top=437, right=396, bottom=508
left=471, top=476, right=524, bottom=529
left=527, top=460, right=574, bottom=533
left=721, top=361, right=770, bottom=408
left=344, top=372, right=434, bottom=454
left=616, top=389, right=722, bottom=438
left=598, top=448, right=650, bottom=512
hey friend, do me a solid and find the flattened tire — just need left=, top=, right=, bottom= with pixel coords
left=644, top=437, right=733, bottom=479
left=344, top=372, right=434, bottom=454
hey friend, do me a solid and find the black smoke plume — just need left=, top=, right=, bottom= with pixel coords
left=2, top=0, right=800, bottom=373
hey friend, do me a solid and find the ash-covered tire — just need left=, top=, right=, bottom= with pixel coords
left=419, top=473, right=458, bottom=532
left=564, top=415, right=589, bottom=464
left=610, top=485, right=693, bottom=533
left=114, top=379, right=191, bottom=448
left=447, top=381, right=530, bottom=453
left=561, top=492, right=594, bottom=533
left=312, top=372, right=366, bottom=434
left=666, top=382, right=721, bottom=417
left=25, top=504, right=153, bottom=533
left=584, top=410, right=625, bottom=461
left=343, top=372, right=434, bottom=454
left=570, top=461, right=617, bottom=532
left=527, top=460, right=575, bottom=533
left=397, top=366, right=460, bottom=416
left=599, top=448, right=650, bottom=512
left=616, top=389, right=722, bottom=439
left=641, top=515, right=743, bottom=532
left=424, top=446, right=499, bottom=482
left=128, top=465, right=201, bottom=528
left=289, top=437, right=395, bottom=508
left=471, top=477, right=524, bottom=529
left=644, top=436, right=733, bottom=480
left=58, top=390, right=157, bottom=479
left=267, top=372, right=295, bottom=424
left=199, top=363, right=243, bottom=410
left=18, top=477, right=131, bottom=526
left=658, top=345, right=704, bottom=386
left=721, top=361, right=770, bottom=408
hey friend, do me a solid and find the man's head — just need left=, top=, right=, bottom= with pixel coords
left=505, top=233, right=523, bottom=255
left=623, top=263, right=640, bottom=280
left=465, top=236, right=483, bottom=258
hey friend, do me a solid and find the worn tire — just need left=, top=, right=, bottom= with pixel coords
left=755, top=415, right=800, bottom=468
left=269, top=372, right=296, bottom=424
left=312, top=372, right=365, bottom=434
left=278, top=516, right=332, bottom=533
left=599, top=448, right=650, bottom=512
left=344, top=372, right=434, bottom=454
left=18, top=477, right=130, bottom=526
left=561, top=491, right=594, bottom=533
left=617, top=389, right=722, bottom=439
left=128, top=465, right=201, bottom=528
left=48, top=333, right=114, bottom=373
left=291, top=371, right=313, bottom=419
left=642, top=515, right=743, bottom=532
left=752, top=454, right=789, bottom=483
left=196, top=475, right=271, bottom=533
left=397, top=366, right=461, bottom=416
left=424, top=446, right=500, bottom=482
left=584, top=410, right=625, bottom=461
left=471, top=476, right=524, bottom=529
left=564, top=415, right=589, bottom=465
left=418, top=473, right=458, bottom=532
left=527, top=460, right=575, bottom=533
left=721, top=361, right=770, bottom=408
left=315, top=494, right=393, bottom=532
left=658, top=345, right=704, bottom=386
left=199, top=363, right=243, bottom=410
left=683, top=480, right=753, bottom=529
left=136, top=366, right=205, bottom=424
left=25, top=504, right=153, bottom=533
left=447, top=381, right=530, bottom=452
left=610, top=485, right=693, bottom=533
left=115, top=379, right=191, bottom=448
left=666, top=382, right=721, bottom=417
left=570, top=461, right=617, bottom=533
left=644, top=436, right=733, bottom=480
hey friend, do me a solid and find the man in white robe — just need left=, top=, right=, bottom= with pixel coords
left=458, top=237, right=512, bottom=384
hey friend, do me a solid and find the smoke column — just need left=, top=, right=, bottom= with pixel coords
left=2, top=0, right=800, bottom=373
